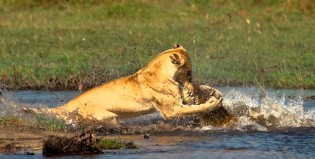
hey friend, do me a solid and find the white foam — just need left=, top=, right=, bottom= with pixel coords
left=212, top=88, right=315, bottom=131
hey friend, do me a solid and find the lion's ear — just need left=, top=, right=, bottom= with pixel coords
left=169, top=53, right=184, bottom=66
left=173, top=44, right=186, bottom=51
left=173, top=44, right=181, bottom=49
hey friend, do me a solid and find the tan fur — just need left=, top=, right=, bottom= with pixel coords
left=49, top=44, right=223, bottom=121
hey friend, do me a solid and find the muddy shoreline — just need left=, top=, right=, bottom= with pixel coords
left=0, top=124, right=202, bottom=156
left=2, top=123, right=315, bottom=156
left=0, top=119, right=191, bottom=155
left=0, top=126, right=72, bottom=155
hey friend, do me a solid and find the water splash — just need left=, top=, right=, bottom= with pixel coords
left=202, top=88, right=315, bottom=131
left=0, top=89, right=51, bottom=125
left=0, top=89, right=29, bottom=117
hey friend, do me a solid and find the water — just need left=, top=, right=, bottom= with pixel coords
left=1, top=87, right=315, bottom=159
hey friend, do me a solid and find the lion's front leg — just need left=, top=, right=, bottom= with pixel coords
left=164, top=95, right=222, bottom=118
left=161, top=90, right=222, bottom=119
left=160, top=84, right=223, bottom=119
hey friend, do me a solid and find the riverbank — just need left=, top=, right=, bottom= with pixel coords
left=0, top=0, right=314, bottom=90
left=0, top=126, right=72, bottom=154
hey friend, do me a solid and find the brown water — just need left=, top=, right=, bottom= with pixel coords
left=0, top=87, right=315, bottom=159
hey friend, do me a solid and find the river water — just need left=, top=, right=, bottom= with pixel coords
left=0, top=87, right=315, bottom=159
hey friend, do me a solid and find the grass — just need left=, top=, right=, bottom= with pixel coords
left=97, top=138, right=126, bottom=150
left=97, top=138, right=138, bottom=150
left=0, top=115, right=26, bottom=127
left=35, top=114, right=66, bottom=131
left=0, top=0, right=314, bottom=90
left=0, top=114, right=66, bottom=131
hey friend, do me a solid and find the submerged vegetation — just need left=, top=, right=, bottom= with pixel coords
left=0, top=0, right=314, bottom=90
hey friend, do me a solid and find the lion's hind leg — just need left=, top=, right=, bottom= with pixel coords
left=78, top=108, right=118, bottom=121
left=48, top=105, right=118, bottom=124
left=88, top=109, right=119, bottom=126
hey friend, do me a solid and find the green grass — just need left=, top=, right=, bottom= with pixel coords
left=35, top=114, right=66, bottom=131
left=97, top=138, right=137, bottom=150
left=0, top=115, right=25, bottom=127
left=97, top=138, right=126, bottom=150
left=0, top=114, right=66, bottom=131
left=0, top=0, right=314, bottom=89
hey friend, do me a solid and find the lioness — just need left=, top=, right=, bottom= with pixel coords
left=49, top=44, right=223, bottom=122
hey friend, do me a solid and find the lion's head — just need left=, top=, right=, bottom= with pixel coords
left=140, top=44, right=193, bottom=88
left=170, top=44, right=193, bottom=85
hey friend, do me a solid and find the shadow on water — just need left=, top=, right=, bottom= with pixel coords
left=0, top=87, right=315, bottom=158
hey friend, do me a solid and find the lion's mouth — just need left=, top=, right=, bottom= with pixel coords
left=179, top=82, right=200, bottom=105
left=179, top=83, right=221, bottom=106
left=179, top=84, right=189, bottom=105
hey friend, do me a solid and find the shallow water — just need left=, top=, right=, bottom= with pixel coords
left=1, top=87, right=315, bottom=159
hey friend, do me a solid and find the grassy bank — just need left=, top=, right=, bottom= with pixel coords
left=0, top=0, right=314, bottom=90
